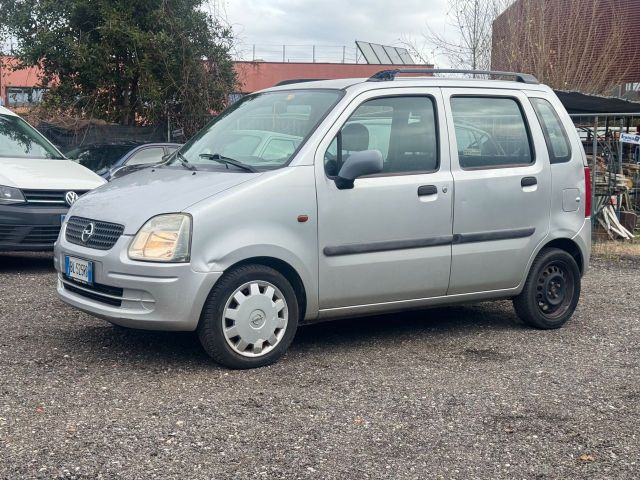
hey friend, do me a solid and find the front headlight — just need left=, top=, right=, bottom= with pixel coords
left=0, top=185, right=26, bottom=205
left=128, top=214, right=192, bottom=262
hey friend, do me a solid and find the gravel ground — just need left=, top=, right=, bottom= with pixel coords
left=0, top=253, right=639, bottom=479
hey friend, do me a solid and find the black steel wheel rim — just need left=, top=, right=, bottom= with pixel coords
left=535, top=260, right=574, bottom=319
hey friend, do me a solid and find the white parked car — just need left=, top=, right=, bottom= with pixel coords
left=0, top=106, right=105, bottom=251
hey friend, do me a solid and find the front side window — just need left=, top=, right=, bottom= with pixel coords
left=177, top=90, right=342, bottom=171
left=126, top=147, right=166, bottom=166
left=530, top=98, right=571, bottom=163
left=0, top=114, right=63, bottom=159
left=324, top=96, right=438, bottom=176
left=66, top=145, right=132, bottom=174
left=451, top=97, right=533, bottom=169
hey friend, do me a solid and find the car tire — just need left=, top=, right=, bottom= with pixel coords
left=513, top=248, right=581, bottom=329
left=197, top=264, right=299, bottom=369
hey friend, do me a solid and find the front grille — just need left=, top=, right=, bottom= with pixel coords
left=65, top=216, right=124, bottom=250
left=0, top=225, right=60, bottom=246
left=22, top=225, right=61, bottom=244
left=62, top=277, right=123, bottom=307
left=0, top=225, right=18, bottom=242
left=23, top=189, right=89, bottom=206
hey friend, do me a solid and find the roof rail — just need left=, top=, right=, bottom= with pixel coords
left=274, top=78, right=326, bottom=86
left=367, top=69, right=539, bottom=84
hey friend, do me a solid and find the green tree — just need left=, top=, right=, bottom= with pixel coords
left=0, top=0, right=237, bottom=134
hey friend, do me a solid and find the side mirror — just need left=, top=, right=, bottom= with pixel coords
left=335, top=150, right=383, bottom=190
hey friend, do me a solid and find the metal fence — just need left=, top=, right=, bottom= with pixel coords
left=38, top=122, right=167, bottom=152
left=570, top=113, right=640, bottom=241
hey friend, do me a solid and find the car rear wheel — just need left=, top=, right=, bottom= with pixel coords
left=513, top=248, right=581, bottom=329
left=197, top=264, right=299, bottom=369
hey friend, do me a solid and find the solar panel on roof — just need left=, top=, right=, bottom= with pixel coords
left=355, top=41, right=380, bottom=64
left=383, top=45, right=403, bottom=64
left=356, top=41, right=416, bottom=65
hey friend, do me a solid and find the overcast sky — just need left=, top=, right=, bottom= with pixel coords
left=220, top=0, right=451, bottom=64
left=2, top=1, right=453, bottom=64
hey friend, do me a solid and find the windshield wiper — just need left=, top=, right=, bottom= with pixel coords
left=176, top=151, right=197, bottom=171
left=199, top=153, right=258, bottom=173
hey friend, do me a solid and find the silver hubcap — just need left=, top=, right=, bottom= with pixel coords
left=222, top=281, right=288, bottom=357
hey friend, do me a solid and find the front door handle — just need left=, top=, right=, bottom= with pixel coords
left=418, top=185, right=438, bottom=196
left=521, top=177, right=537, bottom=187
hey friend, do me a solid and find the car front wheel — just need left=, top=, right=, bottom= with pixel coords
left=197, top=264, right=299, bottom=369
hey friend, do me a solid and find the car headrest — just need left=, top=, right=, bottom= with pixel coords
left=342, top=123, right=369, bottom=152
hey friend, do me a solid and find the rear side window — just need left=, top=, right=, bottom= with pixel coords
left=451, top=97, right=534, bottom=169
left=324, top=96, right=439, bottom=176
left=530, top=98, right=571, bottom=163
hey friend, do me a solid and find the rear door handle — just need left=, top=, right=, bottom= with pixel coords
left=418, top=185, right=438, bottom=196
left=521, top=177, right=537, bottom=187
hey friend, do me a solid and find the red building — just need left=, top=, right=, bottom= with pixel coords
left=0, top=56, right=47, bottom=109
left=491, top=0, right=640, bottom=94
left=1, top=57, right=429, bottom=109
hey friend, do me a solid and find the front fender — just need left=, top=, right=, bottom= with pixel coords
left=186, top=166, right=319, bottom=321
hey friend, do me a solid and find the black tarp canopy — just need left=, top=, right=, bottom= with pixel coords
left=554, top=90, right=640, bottom=115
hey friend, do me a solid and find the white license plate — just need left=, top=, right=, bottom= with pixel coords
left=65, top=256, right=93, bottom=285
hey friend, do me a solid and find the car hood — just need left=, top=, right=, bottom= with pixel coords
left=68, top=167, right=261, bottom=234
left=0, top=158, right=105, bottom=190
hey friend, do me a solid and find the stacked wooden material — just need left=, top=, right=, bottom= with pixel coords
left=597, top=205, right=635, bottom=240
left=594, top=171, right=631, bottom=192
left=590, top=156, right=629, bottom=193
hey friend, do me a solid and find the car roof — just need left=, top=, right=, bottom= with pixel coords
left=0, top=105, right=18, bottom=116
left=73, top=142, right=181, bottom=150
left=261, top=76, right=553, bottom=95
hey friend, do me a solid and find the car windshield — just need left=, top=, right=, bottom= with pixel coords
left=0, top=114, right=64, bottom=159
left=174, top=89, right=343, bottom=171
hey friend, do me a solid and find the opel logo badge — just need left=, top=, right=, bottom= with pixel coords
left=81, top=223, right=95, bottom=243
left=65, top=191, right=79, bottom=206
left=250, top=310, right=266, bottom=329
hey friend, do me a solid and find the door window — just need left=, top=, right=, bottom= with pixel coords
left=324, top=96, right=438, bottom=176
left=451, top=96, right=534, bottom=169
left=126, top=147, right=166, bottom=166
left=530, top=98, right=571, bottom=163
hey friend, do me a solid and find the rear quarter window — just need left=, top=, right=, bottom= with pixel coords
left=530, top=98, right=572, bottom=164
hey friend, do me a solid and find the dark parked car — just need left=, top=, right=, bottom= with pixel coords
left=65, top=143, right=182, bottom=180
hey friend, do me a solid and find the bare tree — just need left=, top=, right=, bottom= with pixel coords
left=492, top=0, right=631, bottom=94
left=401, top=0, right=512, bottom=70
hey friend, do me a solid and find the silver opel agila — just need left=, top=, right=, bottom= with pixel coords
left=55, top=69, right=592, bottom=369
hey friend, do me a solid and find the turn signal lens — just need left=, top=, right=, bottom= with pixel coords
left=128, top=214, right=191, bottom=262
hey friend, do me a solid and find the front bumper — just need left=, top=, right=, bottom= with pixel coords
left=0, top=204, right=67, bottom=251
left=54, top=231, right=222, bottom=331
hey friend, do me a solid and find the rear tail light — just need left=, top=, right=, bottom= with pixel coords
left=584, top=167, right=592, bottom=217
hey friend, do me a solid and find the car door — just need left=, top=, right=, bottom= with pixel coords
left=442, top=88, right=551, bottom=295
left=315, top=88, right=453, bottom=312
